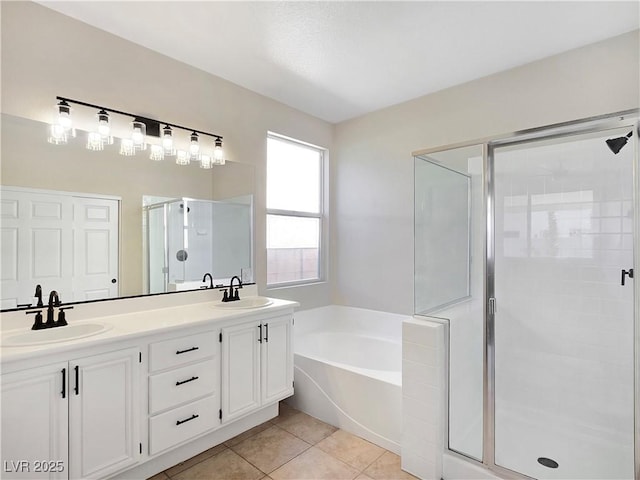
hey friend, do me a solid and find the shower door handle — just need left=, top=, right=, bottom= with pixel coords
left=621, top=268, right=634, bottom=286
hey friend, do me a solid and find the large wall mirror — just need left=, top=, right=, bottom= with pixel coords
left=1, top=113, right=255, bottom=311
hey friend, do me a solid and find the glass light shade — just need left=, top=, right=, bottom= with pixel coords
left=200, top=154, right=212, bottom=169
left=97, top=110, right=110, bottom=137
left=120, top=138, right=136, bottom=156
left=162, top=125, right=175, bottom=155
left=213, top=139, right=225, bottom=165
left=189, top=132, right=200, bottom=158
left=131, top=121, right=146, bottom=150
left=56, top=100, right=72, bottom=129
left=176, top=150, right=190, bottom=165
left=48, top=123, right=68, bottom=145
left=87, top=132, right=105, bottom=151
left=149, top=144, right=164, bottom=161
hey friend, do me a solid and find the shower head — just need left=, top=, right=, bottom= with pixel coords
left=606, top=131, right=633, bottom=154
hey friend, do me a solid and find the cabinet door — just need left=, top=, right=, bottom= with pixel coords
left=69, top=348, right=140, bottom=479
left=221, top=321, right=260, bottom=423
left=261, top=315, right=293, bottom=404
left=1, top=363, right=68, bottom=479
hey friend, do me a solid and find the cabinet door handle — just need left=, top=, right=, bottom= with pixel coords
left=264, top=323, right=269, bottom=342
left=176, top=346, right=199, bottom=355
left=176, top=414, right=199, bottom=426
left=74, top=365, right=79, bottom=395
left=258, top=324, right=262, bottom=343
left=176, top=376, right=199, bottom=386
left=61, top=368, right=66, bottom=398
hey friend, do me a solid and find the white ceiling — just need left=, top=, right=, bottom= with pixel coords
left=39, top=1, right=639, bottom=124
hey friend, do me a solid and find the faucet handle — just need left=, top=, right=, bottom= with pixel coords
left=219, top=289, right=229, bottom=302
left=56, top=306, right=73, bottom=327
left=26, top=310, right=44, bottom=330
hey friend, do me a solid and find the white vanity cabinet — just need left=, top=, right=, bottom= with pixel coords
left=0, top=347, right=140, bottom=480
left=147, top=330, right=220, bottom=455
left=221, top=314, right=293, bottom=423
left=1, top=362, right=69, bottom=480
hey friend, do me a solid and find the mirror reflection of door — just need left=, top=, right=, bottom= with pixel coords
left=1, top=187, right=119, bottom=308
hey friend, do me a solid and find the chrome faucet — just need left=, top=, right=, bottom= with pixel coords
left=202, top=273, right=214, bottom=289
left=220, top=275, right=243, bottom=302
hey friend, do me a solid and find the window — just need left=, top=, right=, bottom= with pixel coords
left=267, top=134, right=324, bottom=286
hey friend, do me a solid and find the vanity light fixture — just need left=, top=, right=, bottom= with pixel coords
left=120, top=138, right=136, bottom=156
left=213, top=137, right=226, bottom=165
left=149, top=144, right=164, bottom=161
left=97, top=109, right=111, bottom=137
left=47, top=96, right=226, bottom=168
left=176, top=150, right=190, bottom=165
left=86, top=109, right=114, bottom=151
left=200, top=153, right=212, bottom=169
left=189, top=132, right=200, bottom=159
left=162, top=125, right=176, bottom=156
left=47, top=99, right=76, bottom=145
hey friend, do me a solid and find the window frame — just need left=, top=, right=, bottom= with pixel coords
left=266, top=133, right=326, bottom=288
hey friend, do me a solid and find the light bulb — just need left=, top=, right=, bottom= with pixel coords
left=213, top=138, right=225, bottom=165
left=176, top=150, right=190, bottom=165
left=97, top=110, right=110, bottom=137
left=200, top=154, right=212, bottom=169
left=87, top=132, right=104, bottom=151
left=120, top=138, right=136, bottom=156
left=162, top=125, right=175, bottom=155
left=189, top=132, right=200, bottom=159
left=131, top=121, right=146, bottom=150
left=56, top=100, right=72, bottom=129
left=48, top=123, right=67, bottom=145
left=149, top=144, right=164, bottom=161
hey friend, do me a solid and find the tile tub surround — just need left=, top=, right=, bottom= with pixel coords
left=148, top=403, right=418, bottom=480
left=402, top=318, right=446, bottom=480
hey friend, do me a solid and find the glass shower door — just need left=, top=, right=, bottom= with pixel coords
left=492, top=128, right=635, bottom=479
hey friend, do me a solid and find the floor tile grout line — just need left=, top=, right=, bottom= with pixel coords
left=163, top=445, right=229, bottom=478
left=360, top=448, right=388, bottom=474
left=230, top=437, right=313, bottom=476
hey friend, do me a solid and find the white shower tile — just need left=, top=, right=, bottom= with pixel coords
left=403, top=321, right=437, bottom=347
left=402, top=341, right=441, bottom=367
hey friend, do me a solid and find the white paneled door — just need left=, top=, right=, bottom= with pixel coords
left=0, top=188, right=119, bottom=307
left=72, top=197, right=119, bottom=301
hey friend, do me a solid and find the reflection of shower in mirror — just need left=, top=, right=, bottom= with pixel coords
left=143, top=195, right=253, bottom=294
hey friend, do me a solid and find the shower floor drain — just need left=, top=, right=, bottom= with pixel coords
left=537, top=457, right=559, bottom=469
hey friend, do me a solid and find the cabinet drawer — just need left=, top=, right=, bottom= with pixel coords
left=149, top=396, right=219, bottom=455
left=149, top=359, right=217, bottom=414
left=149, top=331, right=217, bottom=372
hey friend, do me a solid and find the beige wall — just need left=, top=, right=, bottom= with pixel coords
left=3, top=2, right=638, bottom=314
left=332, top=30, right=640, bottom=314
left=1, top=1, right=334, bottom=308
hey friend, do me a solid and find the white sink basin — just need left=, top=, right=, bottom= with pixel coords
left=213, top=297, right=273, bottom=309
left=1, top=323, right=112, bottom=347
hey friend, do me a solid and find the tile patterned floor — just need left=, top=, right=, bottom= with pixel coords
left=148, top=402, right=417, bottom=480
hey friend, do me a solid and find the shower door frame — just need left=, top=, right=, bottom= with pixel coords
left=413, top=108, right=640, bottom=480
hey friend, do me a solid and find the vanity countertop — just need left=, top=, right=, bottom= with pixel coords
left=0, top=297, right=299, bottom=364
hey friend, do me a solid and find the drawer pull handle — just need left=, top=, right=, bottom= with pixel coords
left=176, top=376, right=199, bottom=386
left=176, top=346, right=199, bottom=355
left=176, top=414, right=199, bottom=426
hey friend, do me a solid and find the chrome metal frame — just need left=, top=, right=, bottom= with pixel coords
left=633, top=119, right=640, bottom=480
left=413, top=153, right=473, bottom=314
left=413, top=108, right=640, bottom=480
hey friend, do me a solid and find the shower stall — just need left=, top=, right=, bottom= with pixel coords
left=143, top=195, right=253, bottom=293
left=414, top=111, right=639, bottom=479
